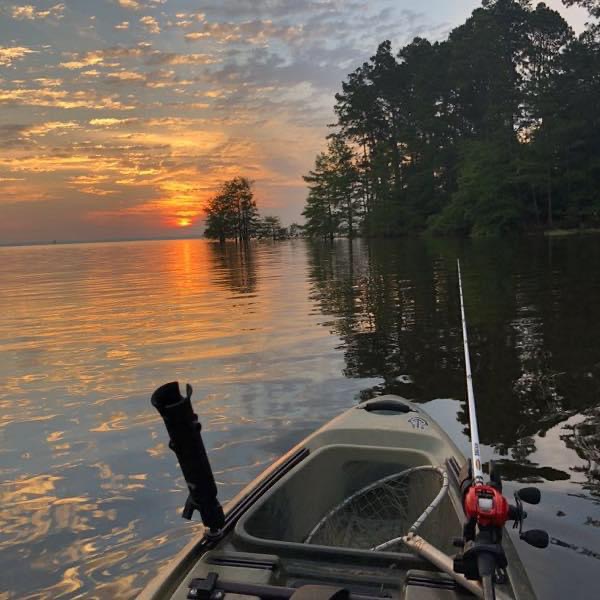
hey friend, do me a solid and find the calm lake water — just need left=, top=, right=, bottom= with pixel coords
left=1, top=237, right=599, bottom=599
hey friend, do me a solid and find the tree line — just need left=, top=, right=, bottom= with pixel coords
left=303, top=0, right=600, bottom=238
left=204, top=177, right=300, bottom=242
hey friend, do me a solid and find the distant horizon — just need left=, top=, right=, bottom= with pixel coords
left=0, top=236, right=192, bottom=248
left=0, top=228, right=306, bottom=248
left=0, top=233, right=216, bottom=248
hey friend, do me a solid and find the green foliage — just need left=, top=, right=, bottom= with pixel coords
left=302, top=136, right=360, bottom=239
left=441, top=140, right=524, bottom=236
left=303, top=0, right=599, bottom=237
left=257, top=216, right=287, bottom=240
left=204, top=177, right=259, bottom=242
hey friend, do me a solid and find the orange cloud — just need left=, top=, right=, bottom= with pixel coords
left=0, top=88, right=134, bottom=110
left=0, top=46, right=37, bottom=66
left=59, top=46, right=149, bottom=69
left=140, top=15, right=160, bottom=34
left=0, top=154, right=120, bottom=174
left=24, top=121, right=80, bottom=137
left=116, top=0, right=141, bottom=9
left=115, top=0, right=165, bottom=10
left=104, top=70, right=146, bottom=82
left=89, top=117, right=138, bottom=127
left=60, top=57, right=105, bottom=69
left=11, top=3, right=64, bottom=20
left=32, top=77, right=63, bottom=87
left=184, top=20, right=303, bottom=45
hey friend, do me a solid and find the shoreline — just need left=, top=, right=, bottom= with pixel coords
left=544, top=228, right=600, bottom=237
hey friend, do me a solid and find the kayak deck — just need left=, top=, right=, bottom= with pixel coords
left=140, top=397, right=534, bottom=600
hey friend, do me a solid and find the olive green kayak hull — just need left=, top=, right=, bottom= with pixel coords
left=139, top=397, right=536, bottom=600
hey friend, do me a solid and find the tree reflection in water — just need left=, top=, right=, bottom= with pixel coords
left=207, top=241, right=257, bottom=295
left=562, top=408, right=600, bottom=498
left=306, top=237, right=600, bottom=490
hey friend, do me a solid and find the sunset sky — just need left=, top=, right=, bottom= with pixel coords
left=0, top=0, right=588, bottom=243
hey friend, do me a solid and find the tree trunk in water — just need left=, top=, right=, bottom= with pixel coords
left=391, top=136, right=402, bottom=196
left=361, top=140, right=370, bottom=221
left=531, top=184, right=540, bottom=226
left=347, top=196, right=353, bottom=239
left=328, top=202, right=334, bottom=242
left=547, top=165, right=553, bottom=228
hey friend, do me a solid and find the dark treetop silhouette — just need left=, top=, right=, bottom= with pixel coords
left=204, top=177, right=290, bottom=243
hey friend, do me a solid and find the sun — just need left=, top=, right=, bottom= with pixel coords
left=177, top=218, right=192, bottom=227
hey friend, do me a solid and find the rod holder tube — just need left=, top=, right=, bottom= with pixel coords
left=151, top=381, right=225, bottom=532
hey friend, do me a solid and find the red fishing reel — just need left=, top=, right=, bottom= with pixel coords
left=454, top=463, right=549, bottom=599
left=463, top=484, right=509, bottom=529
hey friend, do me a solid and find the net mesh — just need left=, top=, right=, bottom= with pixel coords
left=305, top=466, right=447, bottom=551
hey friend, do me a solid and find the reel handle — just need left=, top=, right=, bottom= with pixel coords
left=520, top=529, right=549, bottom=549
left=516, top=487, right=541, bottom=505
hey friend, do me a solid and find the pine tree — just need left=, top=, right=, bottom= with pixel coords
left=204, top=177, right=259, bottom=242
left=302, top=136, right=359, bottom=239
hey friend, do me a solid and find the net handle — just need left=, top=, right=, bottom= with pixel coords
left=371, top=466, right=448, bottom=551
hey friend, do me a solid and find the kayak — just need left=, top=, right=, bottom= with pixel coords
left=139, top=388, right=538, bottom=600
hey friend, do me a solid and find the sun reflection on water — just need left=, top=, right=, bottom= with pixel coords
left=0, top=239, right=347, bottom=599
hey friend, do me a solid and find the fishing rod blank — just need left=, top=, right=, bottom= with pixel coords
left=457, top=259, right=484, bottom=485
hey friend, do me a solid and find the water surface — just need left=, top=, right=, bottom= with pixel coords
left=1, top=237, right=599, bottom=598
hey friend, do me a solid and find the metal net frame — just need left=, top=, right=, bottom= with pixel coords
left=305, top=466, right=449, bottom=552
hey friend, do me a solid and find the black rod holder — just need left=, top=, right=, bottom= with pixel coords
left=151, top=381, right=225, bottom=532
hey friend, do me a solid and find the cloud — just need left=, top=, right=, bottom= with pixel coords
left=59, top=44, right=156, bottom=69
left=68, top=174, right=110, bottom=185
left=183, top=32, right=210, bottom=42
left=95, top=67, right=198, bottom=89
left=25, top=121, right=80, bottom=137
left=166, top=11, right=206, bottom=28
left=140, top=15, right=160, bottom=34
left=89, top=118, right=138, bottom=127
left=115, top=0, right=165, bottom=10
left=144, top=52, right=215, bottom=66
left=32, top=77, right=63, bottom=87
left=0, top=123, right=30, bottom=148
left=184, top=20, right=303, bottom=45
left=59, top=45, right=217, bottom=79
left=115, top=21, right=129, bottom=30
left=116, top=0, right=142, bottom=9
left=60, top=52, right=106, bottom=69
left=10, top=3, right=64, bottom=20
left=59, top=45, right=149, bottom=69
left=104, top=70, right=146, bottom=82
left=193, top=0, right=366, bottom=20
left=0, top=46, right=37, bottom=66
left=0, top=87, right=134, bottom=110
left=0, top=121, right=79, bottom=148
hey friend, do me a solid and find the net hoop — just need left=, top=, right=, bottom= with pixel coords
left=305, top=465, right=449, bottom=551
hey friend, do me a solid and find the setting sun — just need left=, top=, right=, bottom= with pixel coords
left=177, top=218, right=192, bottom=227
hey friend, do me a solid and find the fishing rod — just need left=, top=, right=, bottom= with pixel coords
left=457, top=259, right=484, bottom=486
left=454, top=260, right=549, bottom=600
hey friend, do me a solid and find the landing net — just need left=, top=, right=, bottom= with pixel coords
left=305, top=466, right=448, bottom=552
